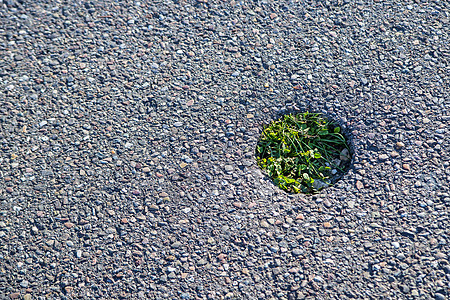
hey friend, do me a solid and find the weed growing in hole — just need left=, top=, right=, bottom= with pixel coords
left=255, top=112, right=351, bottom=194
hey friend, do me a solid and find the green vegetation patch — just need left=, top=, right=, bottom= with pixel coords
left=255, top=112, right=351, bottom=194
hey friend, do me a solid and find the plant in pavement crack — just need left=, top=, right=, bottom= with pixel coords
left=255, top=112, right=351, bottom=194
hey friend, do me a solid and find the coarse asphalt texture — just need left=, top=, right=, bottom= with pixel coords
left=0, top=0, right=449, bottom=299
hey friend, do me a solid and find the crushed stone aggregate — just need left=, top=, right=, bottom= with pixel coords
left=0, top=0, right=449, bottom=299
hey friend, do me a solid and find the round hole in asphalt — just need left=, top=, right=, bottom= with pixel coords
left=255, top=111, right=353, bottom=194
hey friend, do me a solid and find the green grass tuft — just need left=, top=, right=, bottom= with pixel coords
left=255, top=112, right=351, bottom=194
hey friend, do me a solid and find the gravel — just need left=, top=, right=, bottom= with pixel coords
left=0, top=0, right=449, bottom=299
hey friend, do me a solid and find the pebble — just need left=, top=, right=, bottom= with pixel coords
left=64, top=222, right=75, bottom=229
left=379, top=154, right=389, bottom=161
left=435, top=293, right=446, bottom=300
left=339, top=148, right=350, bottom=161
left=224, top=165, right=233, bottom=172
left=171, top=241, right=182, bottom=249
left=197, top=259, right=207, bottom=266
left=356, top=181, right=364, bottom=190
left=260, top=220, right=270, bottom=228
left=395, top=142, right=405, bottom=149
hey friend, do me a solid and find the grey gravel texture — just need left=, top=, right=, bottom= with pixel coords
left=1, top=0, right=449, bottom=299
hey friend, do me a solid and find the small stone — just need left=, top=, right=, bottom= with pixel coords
left=149, top=204, right=159, bottom=211
left=403, top=164, right=410, bottom=171
left=106, top=227, right=116, bottom=234
left=313, top=179, right=328, bottom=190
left=9, top=293, right=20, bottom=299
left=400, top=285, right=410, bottom=294
left=23, top=294, right=32, bottom=300
left=390, top=151, right=399, bottom=158
left=339, top=148, right=350, bottom=161
left=172, top=241, right=182, bottom=249
left=443, top=265, right=450, bottom=274
left=379, top=154, right=389, bottom=161
left=224, top=165, right=233, bottom=172
left=323, top=222, right=332, bottom=228
left=292, top=249, right=303, bottom=256
left=64, top=222, right=75, bottom=229
left=181, top=293, right=191, bottom=300
left=217, top=253, right=227, bottom=261
left=260, top=220, right=270, bottom=228
left=435, top=293, right=446, bottom=300
left=142, top=167, right=150, bottom=173
left=197, top=259, right=207, bottom=266
left=364, top=242, right=373, bottom=249
left=135, top=214, right=146, bottom=221
left=248, top=202, right=257, bottom=209
left=353, top=179, right=364, bottom=190
left=314, top=276, right=324, bottom=283
left=296, top=214, right=304, bottom=220
left=395, top=142, right=405, bottom=149
left=233, top=202, right=242, bottom=208
left=173, top=122, right=183, bottom=127
left=31, top=226, right=38, bottom=234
